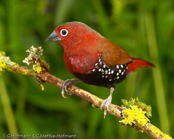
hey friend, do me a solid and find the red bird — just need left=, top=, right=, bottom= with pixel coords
left=46, top=21, right=154, bottom=118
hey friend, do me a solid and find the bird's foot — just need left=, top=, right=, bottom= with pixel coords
left=100, top=95, right=112, bottom=119
left=61, top=79, right=81, bottom=98
left=100, top=87, right=115, bottom=119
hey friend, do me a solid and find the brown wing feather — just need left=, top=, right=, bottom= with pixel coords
left=99, top=38, right=132, bottom=66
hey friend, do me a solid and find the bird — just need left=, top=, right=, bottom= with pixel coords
left=46, top=21, right=154, bottom=118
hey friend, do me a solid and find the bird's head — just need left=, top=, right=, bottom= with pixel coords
left=46, top=21, right=101, bottom=51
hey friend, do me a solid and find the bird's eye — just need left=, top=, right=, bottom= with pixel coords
left=60, top=29, right=68, bottom=37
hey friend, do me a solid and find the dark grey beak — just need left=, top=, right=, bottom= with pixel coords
left=46, top=31, right=61, bottom=41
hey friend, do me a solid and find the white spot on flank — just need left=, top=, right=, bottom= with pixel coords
left=99, top=59, right=101, bottom=62
left=111, top=70, right=114, bottom=74
left=108, top=69, right=111, bottom=71
left=105, top=76, right=108, bottom=78
left=102, top=76, right=104, bottom=78
left=121, top=64, right=123, bottom=68
left=117, top=72, right=119, bottom=76
left=100, top=62, right=102, bottom=65
left=103, top=65, right=106, bottom=68
left=117, top=76, right=119, bottom=79
left=105, top=70, right=108, bottom=74
left=109, top=79, right=112, bottom=81
left=95, top=63, right=98, bottom=66
left=121, top=72, right=124, bottom=75
left=119, top=69, right=121, bottom=73
left=98, top=68, right=101, bottom=72
left=92, top=69, right=95, bottom=72
left=116, top=65, right=119, bottom=69
left=108, top=72, right=110, bottom=75
left=126, top=66, right=128, bottom=70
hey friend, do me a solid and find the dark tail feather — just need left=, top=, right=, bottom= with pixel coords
left=127, top=58, right=155, bottom=74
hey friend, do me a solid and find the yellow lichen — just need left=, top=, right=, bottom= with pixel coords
left=40, top=84, right=45, bottom=91
left=121, top=98, right=152, bottom=118
left=0, top=59, right=5, bottom=71
left=150, top=125, right=163, bottom=136
left=120, top=105, right=149, bottom=126
left=163, top=134, right=173, bottom=139
left=40, top=58, right=50, bottom=71
left=0, top=52, right=16, bottom=75
left=33, top=62, right=42, bottom=74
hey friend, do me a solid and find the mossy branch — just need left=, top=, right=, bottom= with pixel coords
left=0, top=47, right=172, bottom=139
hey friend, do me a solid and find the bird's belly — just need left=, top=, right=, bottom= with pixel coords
left=74, top=62, right=128, bottom=87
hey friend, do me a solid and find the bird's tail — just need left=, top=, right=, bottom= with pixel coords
left=127, top=58, right=155, bottom=74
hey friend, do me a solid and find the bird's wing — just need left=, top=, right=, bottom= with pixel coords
left=98, top=38, right=132, bottom=66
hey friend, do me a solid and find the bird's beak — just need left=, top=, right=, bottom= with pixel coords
left=46, top=31, right=61, bottom=41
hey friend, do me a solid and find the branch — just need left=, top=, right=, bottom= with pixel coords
left=0, top=48, right=172, bottom=139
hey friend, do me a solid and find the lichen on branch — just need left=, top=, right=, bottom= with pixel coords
left=23, top=46, right=45, bottom=75
left=22, top=46, right=50, bottom=90
left=23, top=46, right=43, bottom=65
left=121, top=105, right=150, bottom=127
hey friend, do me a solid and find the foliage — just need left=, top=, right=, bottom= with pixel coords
left=0, top=0, right=174, bottom=138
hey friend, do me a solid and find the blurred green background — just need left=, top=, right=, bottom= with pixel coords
left=0, top=0, right=174, bottom=138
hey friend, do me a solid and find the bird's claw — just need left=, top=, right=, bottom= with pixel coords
left=100, top=96, right=112, bottom=119
left=61, top=79, right=73, bottom=98
left=61, top=79, right=80, bottom=98
left=61, top=90, right=67, bottom=98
